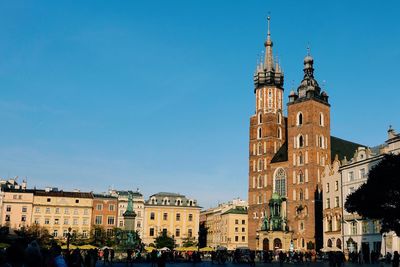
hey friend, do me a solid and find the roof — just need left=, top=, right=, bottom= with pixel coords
left=146, top=192, right=200, bottom=207
left=271, top=142, right=288, bottom=163
left=33, top=190, right=93, bottom=199
left=93, top=193, right=118, bottom=199
left=150, top=192, right=185, bottom=198
left=221, top=207, right=248, bottom=215
left=330, top=136, right=364, bottom=162
left=116, top=190, right=143, bottom=197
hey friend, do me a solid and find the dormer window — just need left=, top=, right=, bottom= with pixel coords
left=150, top=197, right=157, bottom=205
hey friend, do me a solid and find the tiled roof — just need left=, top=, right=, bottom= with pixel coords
left=330, top=136, right=364, bottom=162
left=34, top=190, right=93, bottom=199
left=221, top=207, right=248, bottom=215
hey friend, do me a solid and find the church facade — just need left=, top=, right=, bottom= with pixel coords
left=247, top=18, right=360, bottom=251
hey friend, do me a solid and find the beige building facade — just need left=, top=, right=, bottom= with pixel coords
left=201, top=198, right=248, bottom=250
left=32, top=189, right=93, bottom=239
left=143, top=192, right=200, bottom=247
left=1, top=189, right=34, bottom=231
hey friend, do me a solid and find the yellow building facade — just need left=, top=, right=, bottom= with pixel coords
left=1, top=189, right=34, bottom=230
left=32, top=189, right=93, bottom=239
left=143, top=192, right=200, bottom=247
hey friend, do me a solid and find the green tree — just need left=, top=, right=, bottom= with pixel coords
left=345, top=154, right=400, bottom=235
left=154, top=231, right=175, bottom=249
left=182, top=237, right=197, bottom=247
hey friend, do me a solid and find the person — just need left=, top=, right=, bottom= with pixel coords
left=393, top=251, right=399, bottom=267
left=249, top=250, right=255, bottom=267
left=110, top=249, right=115, bottom=265
left=103, top=248, right=109, bottom=265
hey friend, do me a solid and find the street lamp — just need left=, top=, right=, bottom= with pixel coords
left=66, top=227, right=72, bottom=251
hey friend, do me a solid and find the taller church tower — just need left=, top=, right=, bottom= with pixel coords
left=248, top=17, right=286, bottom=249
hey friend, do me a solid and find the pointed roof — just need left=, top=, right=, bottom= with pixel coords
left=253, top=16, right=284, bottom=91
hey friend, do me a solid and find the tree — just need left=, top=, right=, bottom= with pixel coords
left=182, top=236, right=197, bottom=247
left=154, top=231, right=175, bottom=249
left=345, top=154, right=400, bottom=235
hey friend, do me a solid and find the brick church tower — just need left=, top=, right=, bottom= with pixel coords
left=247, top=18, right=354, bottom=251
left=248, top=17, right=287, bottom=250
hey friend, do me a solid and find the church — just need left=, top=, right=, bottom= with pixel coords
left=247, top=18, right=361, bottom=251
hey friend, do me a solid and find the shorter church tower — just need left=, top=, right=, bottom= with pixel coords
left=286, top=52, right=330, bottom=250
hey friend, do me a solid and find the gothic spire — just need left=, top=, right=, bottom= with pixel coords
left=264, top=16, right=274, bottom=71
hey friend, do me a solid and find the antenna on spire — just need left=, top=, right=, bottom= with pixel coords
left=307, top=43, right=311, bottom=56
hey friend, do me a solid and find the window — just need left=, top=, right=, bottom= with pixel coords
left=235, top=236, right=239, bottom=242
left=5, top=215, right=10, bottom=222
left=47, top=198, right=51, bottom=202
left=22, top=206, right=27, bottom=213
left=348, top=171, right=354, bottom=181
left=188, top=229, right=193, bottom=238
left=327, top=219, right=332, bottom=231
left=34, top=218, right=40, bottom=224
left=242, top=236, right=246, bottom=242
left=335, top=196, right=339, bottom=207
left=163, top=213, right=168, bottom=220
left=176, top=199, right=181, bottom=206
left=277, top=127, right=282, bottom=139
left=119, top=221, right=123, bottom=227
left=326, top=198, right=330, bottom=209
left=35, top=207, right=40, bottom=213
left=96, top=204, right=103, bottom=210
left=21, top=215, right=26, bottom=222
left=351, top=221, right=357, bottom=235
left=150, top=212, right=155, bottom=220
left=64, top=218, right=69, bottom=225
left=53, top=230, right=58, bottom=237
left=108, top=216, right=115, bottom=225
left=73, top=209, right=78, bottom=215
left=278, top=113, right=282, bottom=124
left=54, top=218, right=59, bottom=225
left=298, top=152, right=304, bottom=165
left=298, top=135, right=304, bottom=148
left=297, top=112, right=303, bottom=126
left=46, top=208, right=50, bottom=214
left=335, top=181, right=339, bottom=191
left=242, top=220, right=246, bottom=225
left=83, top=230, right=88, bottom=238
left=84, top=209, right=88, bottom=215
left=299, top=189, right=304, bottom=200
left=188, top=214, right=193, bottom=222
left=6, top=206, right=11, bottom=212
left=326, top=183, right=330, bottom=193
left=75, top=199, right=79, bottom=204
left=242, top=227, right=245, bottom=232
left=258, top=113, right=262, bottom=124
left=320, top=113, right=324, bottom=126
left=109, top=204, right=115, bottom=211
left=362, top=221, right=369, bottom=234
left=64, top=208, right=69, bottom=215
left=95, top=216, right=102, bottom=225
left=257, top=127, right=262, bottom=139
left=257, top=143, right=263, bottom=155
left=274, top=168, right=287, bottom=197
left=45, top=218, right=50, bottom=225
left=257, top=159, right=264, bottom=171
left=299, top=221, right=304, bottom=231
left=149, top=228, right=155, bottom=237
left=73, top=218, right=78, bottom=225
left=55, top=208, right=60, bottom=214
left=176, top=213, right=181, bottom=221
left=298, top=171, right=304, bottom=183
left=235, top=227, right=238, bottom=232
left=137, top=221, right=141, bottom=228
left=235, top=219, right=239, bottom=224
left=360, top=168, right=366, bottom=179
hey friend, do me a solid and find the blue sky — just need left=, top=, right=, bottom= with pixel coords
left=0, top=1, right=399, bottom=208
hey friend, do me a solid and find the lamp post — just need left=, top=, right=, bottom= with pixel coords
left=66, top=227, right=72, bottom=251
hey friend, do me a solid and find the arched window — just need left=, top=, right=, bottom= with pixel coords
left=336, top=239, right=342, bottom=249
left=299, top=189, right=304, bottom=200
left=162, top=197, right=169, bottom=205
left=257, top=127, right=262, bottom=139
left=299, top=152, right=304, bottom=165
left=258, top=113, right=263, bottom=124
left=257, top=176, right=262, bottom=188
left=176, top=199, right=182, bottom=206
left=258, top=159, right=264, bottom=171
left=320, top=113, right=324, bottom=126
left=327, top=239, right=333, bottom=248
left=297, top=112, right=303, bottom=126
left=274, top=168, right=287, bottom=197
left=298, top=135, right=304, bottom=147
left=257, top=143, right=263, bottom=155
left=298, top=171, right=304, bottom=183
left=277, top=113, right=282, bottom=124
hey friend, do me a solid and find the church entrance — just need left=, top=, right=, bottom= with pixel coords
left=274, top=238, right=282, bottom=250
left=263, top=238, right=269, bottom=251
